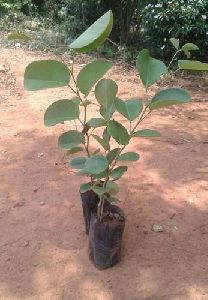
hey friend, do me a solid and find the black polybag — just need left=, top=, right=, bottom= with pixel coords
left=89, top=205, right=125, bottom=269
left=80, top=190, right=99, bottom=234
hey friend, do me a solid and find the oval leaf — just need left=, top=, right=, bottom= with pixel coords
left=69, top=10, right=113, bottom=52
left=8, top=32, right=31, bottom=41
left=77, top=59, right=113, bottom=95
left=70, top=157, right=86, bottom=169
left=24, top=60, right=70, bottom=91
left=132, top=129, right=161, bottom=137
left=118, top=152, right=140, bottom=161
left=181, top=43, right=199, bottom=52
left=44, top=98, right=80, bottom=127
left=87, top=118, right=107, bottom=128
left=58, top=131, right=85, bottom=149
left=149, top=88, right=191, bottom=110
left=107, top=120, right=129, bottom=145
left=136, top=49, right=167, bottom=89
left=82, top=155, right=108, bottom=175
left=95, top=79, right=118, bottom=109
left=178, top=60, right=208, bottom=71
left=115, top=98, right=143, bottom=121
left=110, top=166, right=128, bottom=180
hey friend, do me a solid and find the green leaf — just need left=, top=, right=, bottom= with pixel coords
left=136, top=49, right=167, bottom=89
left=107, top=120, right=130, bottom=145
left=106, top=181, right=119, bottom=195
left=149, top=88, right=191, bottom=110
left=70, top=157, right=86, bottom=169
left=92, top=185, right=106, bottom=195
left=81, top=155, right=108, bottom=175
left=87, top=118, right=107, bottom=128
left=80, top=182, right=92, bottom=193
left=181, top=43, right=199, bottom=52
left=110, top=166, right=128, bottom=180
left=77, top=59, right=113, bottom=95
left=170, top=38, right=179, bottom=50
left=132, top=129, right=161, bottom=137
left=44, top=98, right=80, bottom=126
left=24, top=60, right=70, bottom=91
left=99, top=103, right=115, bottom=120
left=69, top=10, right=113, bottom=52
left=178, top=60, right=208, bottom=71
left=58, top=131, right=85, bottom=149
left=107, top=148, right=120, bottom=164
left=115, top=98, right=143, bottom=121
left=95, top=79, right=118, bottom=109
left=118, top=152, right=140, bottom=161
left=92, top=134, right=110, bottom=151
left=8, top=32, right=31, bottom=41
left=66, top=147, right=83, bottom=155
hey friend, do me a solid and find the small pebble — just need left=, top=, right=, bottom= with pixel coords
left=152, top=224, right=164, bottom=233
left=37, top=152, right=44, bottom=158
left=22, top=240, right=29, bottom=247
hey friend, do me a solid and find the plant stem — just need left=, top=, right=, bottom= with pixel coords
left=168, top=50, right=180, bottom=71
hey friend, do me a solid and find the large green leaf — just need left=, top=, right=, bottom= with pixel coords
left=107, top=120, right=129, bottom=145
left=87, top=118, right=107, bottom=128
left=69, top=10, right=113, bottom=52
left=149, top=88, right=191, bottom=110
left=92, top=134, right=110, bottom=151
left=24, top=60, right=70, bottom=91
left=178, top=60, right=208, bottom=71
left=70, top=157, right=86, bottom=169
left=181, top=43, right=199, bottom=52
left=132, top=129, right=161, bottom=137
left=77, top=59, right=113, bottom=95
left=44, top=98, right=80, bottom=127
left=118, top=152, right=140, bottom=161
left=170, top=38, right=179, bottom=50
left=81, top=155, right=108, bottom=175
left=136, top=49, right=167, bottom=89
left=115, top=98, right=143, bottom=121
left=8, top=32, right=31, bottom=41
left=110, top=166, right=128, bottom=180
left=95, top=79, right=118, bottom=109
left=58, top=131, right=85, bottom=149
left=107, top=148, right=120, bottom=164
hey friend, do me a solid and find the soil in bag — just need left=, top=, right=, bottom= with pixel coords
left=89, top=205, right=125, bottom=269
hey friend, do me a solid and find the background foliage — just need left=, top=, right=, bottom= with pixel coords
left=0, top=0, right=207, bottom=61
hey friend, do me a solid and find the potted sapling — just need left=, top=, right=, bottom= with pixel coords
left=24, top=10, right=192, bottom=269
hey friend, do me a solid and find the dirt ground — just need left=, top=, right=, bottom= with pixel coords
left=0, top=48, right=208, bottom=300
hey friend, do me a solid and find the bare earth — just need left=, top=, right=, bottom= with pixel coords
left=0, top=48, right=208, bottom=300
